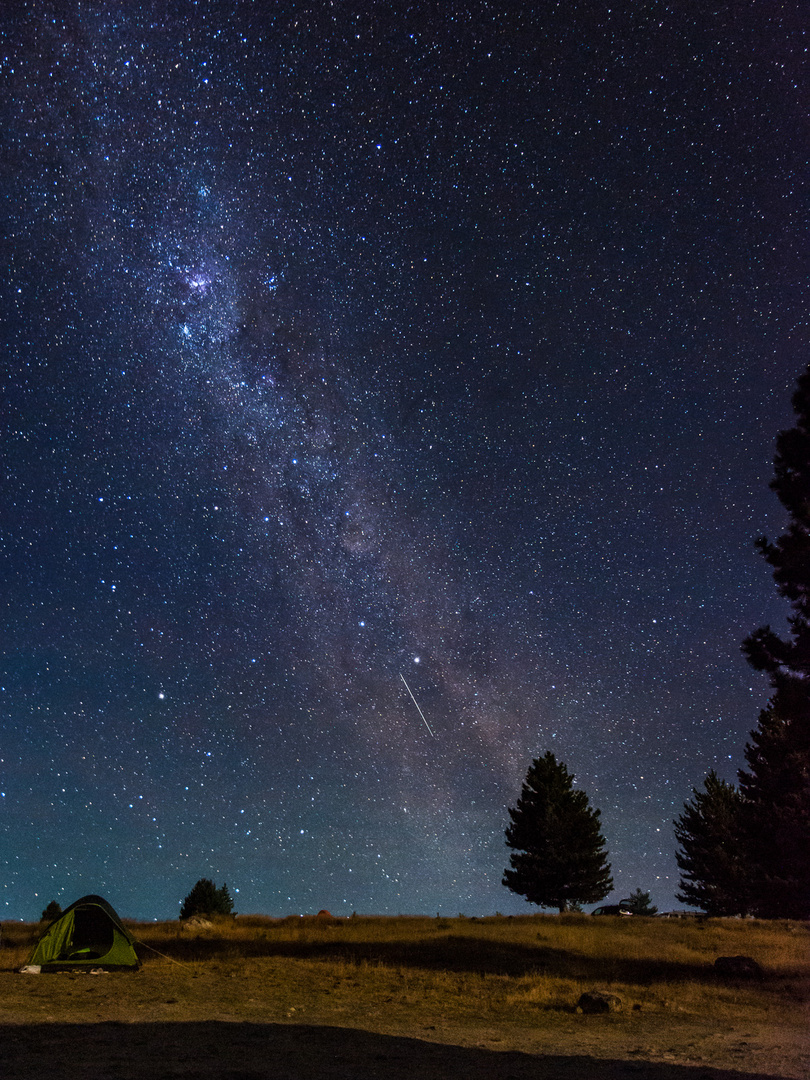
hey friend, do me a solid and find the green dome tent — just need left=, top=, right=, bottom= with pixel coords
left=28, top=894, right=139, bottom=971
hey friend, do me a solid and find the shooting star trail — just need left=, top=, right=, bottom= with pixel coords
left=400, top=673, right=435, bottom=737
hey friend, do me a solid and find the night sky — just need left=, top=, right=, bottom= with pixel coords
left=2, top=1, right=806, bottom=921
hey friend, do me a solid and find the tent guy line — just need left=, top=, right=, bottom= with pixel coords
left=400, top=673, right=435, bottom=737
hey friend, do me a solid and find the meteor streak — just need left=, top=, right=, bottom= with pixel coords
left=400, top=673, right=435, bottom=737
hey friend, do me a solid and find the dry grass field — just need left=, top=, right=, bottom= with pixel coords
left=0, top=912, right=807, bottom=1079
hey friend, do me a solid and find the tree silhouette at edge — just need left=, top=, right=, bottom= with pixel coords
left=739, top=362, right=810, bottom=918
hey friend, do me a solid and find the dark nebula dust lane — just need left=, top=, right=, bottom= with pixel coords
left=1, top=1, right=806, bottom=918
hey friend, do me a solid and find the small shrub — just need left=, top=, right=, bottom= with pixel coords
left=40, top=900, right=63, bottom=923
left=179, top=879, right=235, bottom=920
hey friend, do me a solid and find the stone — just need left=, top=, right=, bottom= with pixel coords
left=182, top=916, right=214, bottom=930
left=577, top=990, right=623, bottom=1013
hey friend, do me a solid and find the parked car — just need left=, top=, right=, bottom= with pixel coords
left=591, top=902, right=633, bottom=916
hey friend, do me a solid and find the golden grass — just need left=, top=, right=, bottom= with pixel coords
left=3, top=912, right=807, bottom=1079
left=4, top=912, right=807, bottom=1023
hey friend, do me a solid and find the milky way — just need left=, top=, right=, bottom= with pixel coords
left=1, top=1, right=806, bottom=918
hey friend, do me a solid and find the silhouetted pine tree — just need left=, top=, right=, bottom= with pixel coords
left=623, top=888, right=658, bottom=915
left=743, top=364, right=810, bottom=692
left=180, top=878, right=235, bottom=919
left=738, top=706, right=810, bottom=918
left=674, top=771, right=749, bottom=916
left=40, top=900, right=63, bottom=923
left=216, top=881, right=235, bottom=915
left=740, top=363, right=810, bottom=918
left=503, top=751, right=613, bottom=912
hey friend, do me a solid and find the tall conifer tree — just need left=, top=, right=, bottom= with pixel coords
left=674, top=771, right=749, bottom=915
left=740, top=362, right=810, bottom=918
left=738, top=705, right=810, bottom=918
left=743, top=362, right=810, bottom=692
left=503, top=751, right=613, bottom=912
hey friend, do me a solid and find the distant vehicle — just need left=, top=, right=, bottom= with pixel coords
left=591, top=902, right=633, bottom=916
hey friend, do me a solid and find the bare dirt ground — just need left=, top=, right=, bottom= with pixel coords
left=1, top=957, right=807, bottom=1080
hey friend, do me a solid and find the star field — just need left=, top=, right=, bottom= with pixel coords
left=1, top=1, right=807, bottom=919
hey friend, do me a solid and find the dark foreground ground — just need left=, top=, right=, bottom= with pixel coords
left=0, top=1019, right=801, bottom=1080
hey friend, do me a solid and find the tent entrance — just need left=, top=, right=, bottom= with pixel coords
left=68, top=906, right=115, bottom=959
